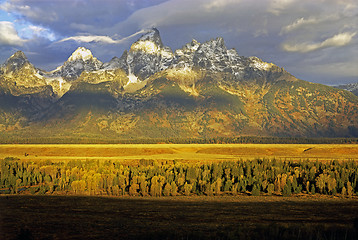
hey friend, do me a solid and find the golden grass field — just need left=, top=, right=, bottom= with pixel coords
left=1, top=144, right=358, bottom=162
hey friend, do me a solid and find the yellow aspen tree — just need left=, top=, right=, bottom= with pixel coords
left=214, top=178, right=222, bottom=195
left=347, top=182, right=353, bottom=197
left=274, top=174, right=281, bottom=192
left=183, top=182, right=192, bottom=196
left=327, top=176, right=337, bottom=194
left=163, top=183, right=171, bottom=196
left=316, top=174, right=326, bottom=193
left=170, top=181, right=178, bottom=196
left=280, top=174, right=288, bottom=191
left=129, top=183, right=139, bottom=196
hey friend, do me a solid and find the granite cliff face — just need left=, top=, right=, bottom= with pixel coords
left=1, top=28, right=358, bottom=139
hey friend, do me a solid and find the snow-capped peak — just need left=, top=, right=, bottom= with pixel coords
left=130, top=28, right=165, bottom=54
left=47, top=47, right=102, bottom=81
left=137, top=28, right=163, bottom=47
left=67, top=47, right=95, bottom=62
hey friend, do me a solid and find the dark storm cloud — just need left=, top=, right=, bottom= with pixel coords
left=0, top=0, right=357, bottom=84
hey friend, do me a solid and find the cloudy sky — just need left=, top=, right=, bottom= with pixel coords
left=0, top=0, right=357, bottom=85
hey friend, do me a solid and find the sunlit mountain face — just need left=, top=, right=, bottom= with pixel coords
left=1, top=29, right=358, bottom=140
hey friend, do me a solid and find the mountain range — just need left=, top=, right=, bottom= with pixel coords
left=1, top=28, right=358, bottom=141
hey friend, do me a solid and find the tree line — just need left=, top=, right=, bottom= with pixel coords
left=1, top=157, right=357, bottom=197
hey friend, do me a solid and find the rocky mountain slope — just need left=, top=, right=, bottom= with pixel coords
left=1, top=28, right=358, bottom=140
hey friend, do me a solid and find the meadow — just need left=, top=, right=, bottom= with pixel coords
left=1, top=143, right=358, bottom=162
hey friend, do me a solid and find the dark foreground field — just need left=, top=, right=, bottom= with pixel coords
left=1, top=196, right=358, bottom=240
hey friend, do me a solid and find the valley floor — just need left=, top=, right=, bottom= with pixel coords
left=1, top=143, right=358, bottom=162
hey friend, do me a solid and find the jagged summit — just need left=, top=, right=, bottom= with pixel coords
left=64, top=47, right=102, bottom=66
left=5, top=51, right=29, bottom=66
left=67, top=47, right=95, bottom=62
left=0, top=50, right=49, bottom=91
left=122, top=29, right=174, bottom=79
left=137, top=28, right=163, bottom=47
left=9, top=51, right=27, bottom=60
left=130, top=28, right=166, bottom=54
left=49, top=47, right=102, bottom=81
left=2, top=50, right=35, bottom=75
left=175, top=39, right=200, bottom=55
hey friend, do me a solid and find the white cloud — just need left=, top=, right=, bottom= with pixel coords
left=30, top=25, right=56, bottom=41
left=280, top=15, right=340, bottom=34
left=57, top=30, right=147, bottom=44
left=281, top=17, right=318, bottom=34
left=59, top=35, right=119, bottom=44
left=0, top=21, right=26, bottom=46
left=282, top=32, right=356, bottom=52
left=18, top=25, right=57, bottom=41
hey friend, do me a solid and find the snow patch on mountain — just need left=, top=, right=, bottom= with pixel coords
left=166, top=67, right=200, bottom=96
left=127, top=72, right=139, bottom=84
left=44, top=76, right=71, bottom=97
left=161, top=48, right=174, bottom=59
left=249, top=57, right=274, bottom=71
left=34, top=71, right=45, bottom=79
left=130, top=40, right=159, bottom=54
left=68, top=47, right=95, bottom=62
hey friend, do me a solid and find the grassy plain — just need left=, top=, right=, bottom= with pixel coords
left=1, top=143, right=358, bottom=163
